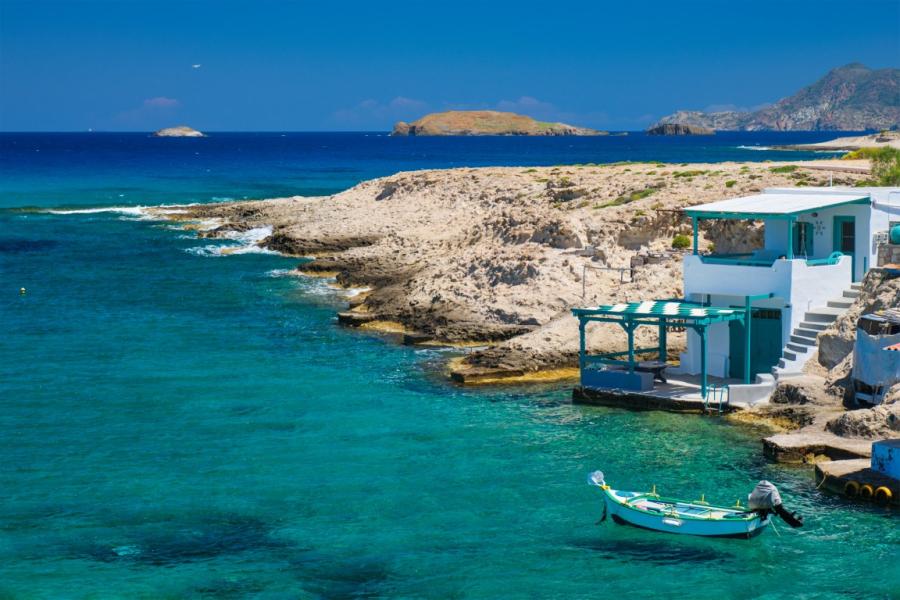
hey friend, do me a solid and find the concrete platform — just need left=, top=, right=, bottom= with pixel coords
left=815, top=459, right=899, bottom=506
left=573, top=374, right=741, bottom=414
left=762, top=432, right=873, bottom=464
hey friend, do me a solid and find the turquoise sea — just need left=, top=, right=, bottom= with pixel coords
left=1, top=133, right=897, bottom=598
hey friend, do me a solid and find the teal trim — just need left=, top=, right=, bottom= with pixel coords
left=806, top=251, right=843, bottom=267
left=700, top=256, right=775, bottom=267
left=684, top=196, right=871, bottom=220
left=744, top=297, right=751, bottom=384
left=833, top=216, right=856, bottom=281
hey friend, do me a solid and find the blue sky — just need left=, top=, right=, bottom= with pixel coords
left=1, top=0, right=897, bottom=131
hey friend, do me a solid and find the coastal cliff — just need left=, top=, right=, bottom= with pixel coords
left=655, top=63, right=900, bottom=131
left=164, top=160, right=864, bottom=383
left=391, top=110, right=604, bottom=136
left=153, top=126, right=205, bottom=137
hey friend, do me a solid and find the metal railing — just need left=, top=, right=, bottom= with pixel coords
left=581, top=264, right=634, bottom=302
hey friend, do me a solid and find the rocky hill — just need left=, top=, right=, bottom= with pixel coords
left=656, top=63, right=900, bottom=131
left=391, top=110, right=604, bottom=136
left=647, top=123, right=714, bottom=135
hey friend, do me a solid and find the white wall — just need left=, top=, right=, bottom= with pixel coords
left=680, top=255, right=851, bottom=378
left=680, top=187, right=899, bottom=379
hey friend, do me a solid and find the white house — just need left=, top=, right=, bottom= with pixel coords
left=679, top=187, right=900, bottom=382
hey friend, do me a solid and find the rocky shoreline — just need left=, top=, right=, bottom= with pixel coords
left=154, top=160, right=861, bottom=379
left=151, top=158, right=900, bottom=459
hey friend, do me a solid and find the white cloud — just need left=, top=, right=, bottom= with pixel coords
left=114, top=97, right=181, bottom=127
left=332, top=96, right=428, bottom=125
left=496, top=95, right=558, bottom=116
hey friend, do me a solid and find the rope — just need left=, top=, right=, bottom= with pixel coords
left=769, top=517, right=781, bottom=537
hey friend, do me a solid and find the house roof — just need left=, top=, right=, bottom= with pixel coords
left=572, top=300, right=745, bottom=324
left=685, top=192, right=870, bottom=219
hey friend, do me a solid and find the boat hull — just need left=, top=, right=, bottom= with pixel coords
left=609, top=513, right=767, bottom=539
left=602, top=488, right=769, bottom=539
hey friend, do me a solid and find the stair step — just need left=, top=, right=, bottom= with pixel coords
left=793, top=327, right=820, bottom=339
left=805, top=307, right=844, bottom=323
left=826, top=298, right=854, bottom=309
left=799, top=321, right=828, bottom=332
left=851, top=283, right=862, bottom=290
left=782, top=349, right=797, bottom=361
left=786, top=342, right=812, bottom=354
left=776, top=370, right=806, bottom=380
left=790, top=334, right=817, bottom=346
left=843, top=289, right=860, bottom=299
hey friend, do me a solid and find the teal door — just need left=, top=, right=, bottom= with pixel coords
left=792, top=221, right=813, bottom=257
left=729, top=308, right=783, bottom=380
left=833, top=216, right=856, bottom=280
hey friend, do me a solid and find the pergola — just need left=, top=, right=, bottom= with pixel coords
left=572, top=298, right=771, bottom=398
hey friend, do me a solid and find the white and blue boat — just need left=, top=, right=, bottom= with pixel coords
left=588, top=472, right=803, bottom=539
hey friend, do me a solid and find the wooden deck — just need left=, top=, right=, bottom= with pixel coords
left=573, top=374, right=742, bottom=414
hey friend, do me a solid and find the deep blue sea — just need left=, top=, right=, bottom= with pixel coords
left=1, top=132, right=897, bottom=598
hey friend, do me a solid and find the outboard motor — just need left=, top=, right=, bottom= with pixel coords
left=748, top=480, right=804, bottom=528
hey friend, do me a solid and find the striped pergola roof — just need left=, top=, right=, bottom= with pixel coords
left=572, top=300, right=745, bottom=322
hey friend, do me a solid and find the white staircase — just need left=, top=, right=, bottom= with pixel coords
left=773, top=282, right=862, bottom=379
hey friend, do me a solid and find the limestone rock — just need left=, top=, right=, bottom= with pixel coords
left=818, top=271, right=900, bottom=369
left=825, top=391, right=900, bottom=439
left=153, top=126, right=204, bottom=137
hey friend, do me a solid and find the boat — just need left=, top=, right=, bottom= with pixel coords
left=588, top=471, right=803, bottom=539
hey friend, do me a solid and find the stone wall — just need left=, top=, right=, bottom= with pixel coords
left=877, top=242, right=900, bottom=266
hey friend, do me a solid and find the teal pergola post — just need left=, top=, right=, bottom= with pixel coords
left=700, top=326, right=708, bottom=399
left=744, top=296, right=752, bottom=384
left=658, top=318, right=667, bottom=363
left=626, top=319, right=636, bottom=374
left=692, top=217, right=699, bottom=255
left=578, top=318, right=586, bottom=377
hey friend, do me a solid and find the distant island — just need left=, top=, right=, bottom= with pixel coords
left=654, top=63, right=900, bottom=131
left=153, top=126, right=205, bottom=137
left=391, top=110, right=605, bottom=136
left=646, top=123, right=714, bottom=136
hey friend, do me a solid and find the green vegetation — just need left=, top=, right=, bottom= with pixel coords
left=671, top=234, right=692, bottom=250
left=842, top=147, right=884, bottom=160
left=673, top=170, right=708, bottom=178
left=769, top=165, right=798, bottom=173
left=725, top=180, right=737, bottom=188
left=594, top=187, right=656, bottom=209
left=851, top=147, right=900, bottom=186
left=523, top=168, right=537, bottom=173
